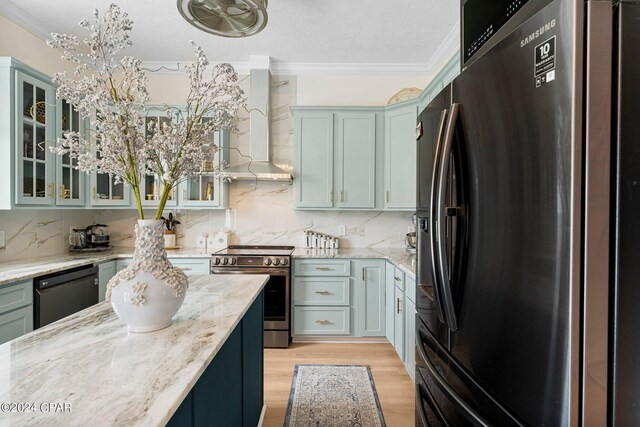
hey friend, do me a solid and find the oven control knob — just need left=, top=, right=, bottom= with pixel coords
left=264, top=258, right=272, bottom=266
left=230, top=257, right=236, bottom=265
left=222, top=257, right=229, bottom=265
left=273, top=258, right=280, bottom=266
left=214, top=257, right=221, bottom=265
left=281, top=258, right=288, bottom=266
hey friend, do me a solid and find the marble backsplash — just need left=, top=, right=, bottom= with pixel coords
left=0, top=210, right=95, bottom=263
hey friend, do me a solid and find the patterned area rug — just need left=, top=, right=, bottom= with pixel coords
left=284, top=364, right=386, bottom=427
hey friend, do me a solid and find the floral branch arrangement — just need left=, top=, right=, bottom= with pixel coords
left=47, top=4, right=246, bottom=219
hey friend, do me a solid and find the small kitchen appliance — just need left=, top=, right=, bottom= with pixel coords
left=70, top=224, right=110, bottom=251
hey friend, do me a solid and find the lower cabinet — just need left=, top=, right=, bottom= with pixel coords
left=97, top=261, right=116, bottom=302
left=116, top=258, right=210, bottom=276
left=167, top=291, right=263, bottom=427
left=292, top=259, right=386, bottom=337
left=394, top=284, right=405, bottom=360
left=404, top=297, right=417, bottom=382
left=0, top=280, right=34, bottom=345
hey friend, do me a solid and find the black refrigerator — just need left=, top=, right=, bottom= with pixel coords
left=414, top=0, right=639, bottom=425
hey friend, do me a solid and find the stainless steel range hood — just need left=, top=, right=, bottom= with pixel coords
left=221, top=60, right=293, bottom=181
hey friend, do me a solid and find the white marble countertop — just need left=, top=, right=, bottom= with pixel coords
left=0, top=274, right=268, bottom=427
left=0, top=247, right=415, bottom=287
left=0, top=248, right=213, bottom=287
left=292, top=247, right=416, bottom=278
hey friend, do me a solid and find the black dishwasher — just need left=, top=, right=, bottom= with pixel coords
left=34, top=265, right=99, bottom=329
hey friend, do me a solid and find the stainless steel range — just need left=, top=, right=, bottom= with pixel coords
left=211, top=245, right=294, bottom=348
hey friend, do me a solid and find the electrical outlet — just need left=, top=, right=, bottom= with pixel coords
left=0, top=230, right=5, bottom=249
left=338, top=225, right=346, bottom=236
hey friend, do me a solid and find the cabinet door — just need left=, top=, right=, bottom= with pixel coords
left=335, top=113, right=376, bottom=208
left=141, top=112, right=177, bottom=207
left=55, top=99, right=86, bottom=206
left=89, top=172, right=131, bottom=206
left=98, top=261, right=116, bottom=302
left=0, top=306, right=33, bottom=345
left=384, top=103, right=418, bottom=209
left=181, top=130, right=229, bottom=208
left=404, top=297, right=416, bottom=381
left=357, top=260, right=386, bottom=337
left=385, top=262, right=396, bottom=345
left=16, top=71, right=55, bottom=206
left=294, top=112, right=334, bottom=208
left=394, top=285, right=405, bottom=360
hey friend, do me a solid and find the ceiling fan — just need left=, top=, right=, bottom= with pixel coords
left=177, top=0, right=268, bottom=38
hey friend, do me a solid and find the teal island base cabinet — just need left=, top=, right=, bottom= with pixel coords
left=167, top=291, right=264, bottom=427
left=0, top=280, right=34, bottom=345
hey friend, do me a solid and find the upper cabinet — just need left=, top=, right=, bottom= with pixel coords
left=180, top=128, right=229, bottom=209
left=335, top=112, right=376, bottom=209
left=293, top=111, right=334, bottom=208
left=16, top=71, right=56, bottom=206
left=384, top=103, right=418, bottom=210
left=55, top=99, right=86, bottom=206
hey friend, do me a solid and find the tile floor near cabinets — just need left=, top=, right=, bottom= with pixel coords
left=263, top=343, right=415, bottom=427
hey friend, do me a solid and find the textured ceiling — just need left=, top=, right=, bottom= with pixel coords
left=1, top=0, right=459, bottom=66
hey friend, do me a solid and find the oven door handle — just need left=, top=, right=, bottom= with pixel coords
left=210, top=269, right=289, bottom=275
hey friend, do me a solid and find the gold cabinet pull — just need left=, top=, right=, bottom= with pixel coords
left=93, top=186, right=97, bottom=200
left=314, top=290, right=331, bottom=295
left=315, top=319, right=331, bottom=324
left=49, top=183, right=54, bottom=198
left=315, top=267, right=331, bottom=271
left=386, top=190, right=390, bottom=203
left=340, top=191, right=345, bottom=202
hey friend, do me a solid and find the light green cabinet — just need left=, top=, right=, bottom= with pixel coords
left=180, top=129, right=229, bottom=209
left=0, top=280, right=34, bottom=345
left=394, top=284, right=405, bottom=360
left=292, top=108, right=380, bottom=210
left=55, top=100, right=86, bottom=206
left=404, top=297, right=416, bottom=382
left=292, top=258, right=386, bottom=337
left=385, top=262, right=396, bottom=345
left=356, top=260, right=386, bottom=337
left=293, top=111, right=334, bottom=208
left=116, top=257, right=210, bottom=276
left=384, top=103, right=418, bottom=210
left=335, top=113, right=376, bottom=208
left=98, top=261, right=116, bottom=302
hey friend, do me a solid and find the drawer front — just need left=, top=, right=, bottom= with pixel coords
left=115, top=259, right=132, bottom=272
left=116, top=258, right=210, bottom=276
left=294, top=277, right=350, bottom=306
left=0, top=305, right=33, bottom=345
left=0, top=280, right=33, bottom=315
left=393, top=266, right=405, bottom=291
left=168, top=258, right=211, bottom=276
left=294, top=307, right=350, bottom=335
left=294, top=259, right=351, bottom=276
left=405, top=273, right=416, bottom=304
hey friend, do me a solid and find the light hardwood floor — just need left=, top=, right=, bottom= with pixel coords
left=263, top=342, right=416, bottom=427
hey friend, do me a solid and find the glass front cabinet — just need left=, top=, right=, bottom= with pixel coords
left=16, top=70, right=56, bottom=206
left=142, top=110, right=177, bottom=208
left=180, top=127, right=229, bottom=208
left=55, top=100, right=86, bottom=206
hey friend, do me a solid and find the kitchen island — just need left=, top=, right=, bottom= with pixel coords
left=0, top=274, right=267, bottom=426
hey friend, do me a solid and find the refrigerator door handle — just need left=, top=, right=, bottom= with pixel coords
left=429, top=109, right=449, bottom=324
left=417, top=330, right=490, bottom=427
left=436, top=103, right=461, bottom=331
left=416, top=380, right=449, bottom=426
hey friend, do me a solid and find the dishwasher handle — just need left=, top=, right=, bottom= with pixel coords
left=35, top=266, right=99, bottom=290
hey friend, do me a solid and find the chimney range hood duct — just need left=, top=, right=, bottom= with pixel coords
left=221, top=66, right=293, bottom=181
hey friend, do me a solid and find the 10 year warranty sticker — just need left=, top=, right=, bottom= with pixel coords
left=534, top=36, right=556, bottom=88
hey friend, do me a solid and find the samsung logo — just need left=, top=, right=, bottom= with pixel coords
left=520, top=20, right=556, bottom=47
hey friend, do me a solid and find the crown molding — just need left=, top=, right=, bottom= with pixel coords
left=424, top=19, right=460, bottom=74
left=0, top=2, right=51, bottom=41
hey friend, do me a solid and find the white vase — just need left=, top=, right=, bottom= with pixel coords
left=106, top=220, right=189, bottom=333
